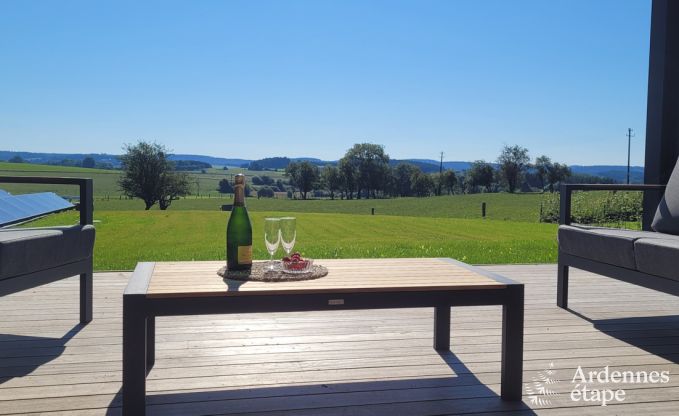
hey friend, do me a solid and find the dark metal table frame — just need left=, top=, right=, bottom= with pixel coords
left=122, top=259, right=524, bottom=415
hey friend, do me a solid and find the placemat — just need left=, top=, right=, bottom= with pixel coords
left=217, top=262, right=328, bottom=282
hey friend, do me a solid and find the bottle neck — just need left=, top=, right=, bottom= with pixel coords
left=234, top=184, right=245, bottom=206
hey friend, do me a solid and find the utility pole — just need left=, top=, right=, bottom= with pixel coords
left=627, top=128, right=635, bottom=184
left=438, top=151, right=444, bottom=196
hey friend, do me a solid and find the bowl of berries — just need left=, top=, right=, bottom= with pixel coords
left=282, top=252, right=314, bottom=274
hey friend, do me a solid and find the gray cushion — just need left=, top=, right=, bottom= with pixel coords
left=0, top=225, right=95, bottom=280
left=558, top=225, right=668, bottom=269
left=652, top=158, right=679, bottom=234
left=634, top=237, right=679, bottom=282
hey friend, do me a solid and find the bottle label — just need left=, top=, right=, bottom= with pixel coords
left=238, top=245, right=253, bottom=264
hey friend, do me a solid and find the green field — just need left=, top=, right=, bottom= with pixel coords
left=31, top=211, right=558, bottom=270
left=0, top=162, right=262, bottom=197
left=0, top=162, right=122, bottom=196
left=95, top=192, right=543, bottom=222
left=4, top=162, right=559, bottom=270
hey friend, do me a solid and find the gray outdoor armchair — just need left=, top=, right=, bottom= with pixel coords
left=0, top=176, right=95, bottom=323
left=557, top=182, right=679, bottom=309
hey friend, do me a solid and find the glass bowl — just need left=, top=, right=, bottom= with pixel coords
left=282, top=258, right=314, bottom=274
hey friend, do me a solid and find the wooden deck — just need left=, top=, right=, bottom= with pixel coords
left=1, top=264, right=678, bottom=415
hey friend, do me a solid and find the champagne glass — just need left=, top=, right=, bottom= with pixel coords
left=264, top=218, right=281, bottom=271
left=280, top=217, right=297, bottom=256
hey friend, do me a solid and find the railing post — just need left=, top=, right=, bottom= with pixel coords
left=80, top=179, right=94, bottom=225
left=559, top=185, right=572, bottom=225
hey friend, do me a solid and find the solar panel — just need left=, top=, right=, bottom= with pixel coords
left=0, top=192, right=75, bottom=226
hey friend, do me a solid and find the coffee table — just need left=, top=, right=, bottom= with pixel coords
left=122, top=258, right=524, bottom=415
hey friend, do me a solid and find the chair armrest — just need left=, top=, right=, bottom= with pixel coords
left=559, top=184, right=666, bottom=225
left=0, top=176, right=93, bottom=225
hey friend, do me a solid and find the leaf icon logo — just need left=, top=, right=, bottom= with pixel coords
left=525, top=362, right=561, bottom=407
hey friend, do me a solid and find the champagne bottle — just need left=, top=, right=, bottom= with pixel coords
left=226, top=174, right=253, bottom=271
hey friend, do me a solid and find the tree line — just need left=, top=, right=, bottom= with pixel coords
left=115, top=140, right=598, bottom=209
left=282, top=143, right=573, bottom=199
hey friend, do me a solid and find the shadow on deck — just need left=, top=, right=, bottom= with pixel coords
left=0, top=265, right=678, bottom=415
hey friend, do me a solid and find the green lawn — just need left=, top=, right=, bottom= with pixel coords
left=95, top=193, right=544, bottom=222
left=0, top=162, right=280, bottom=198
left=2, top=163, right=544, bottom=222
left=29, top=210, right=558, bottom=270
left=6, top=162, right=560, bottom=270
left=0, top=162, right=122, bottom=196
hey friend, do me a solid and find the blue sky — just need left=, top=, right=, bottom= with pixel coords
left=0, top=0, right=651, bottom=165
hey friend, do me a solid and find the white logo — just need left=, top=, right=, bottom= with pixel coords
left=570, top=366, right=670, bottom=406
left=525, top=362, right=560, bottom=406
left=526, top=363, right=671, bottom=407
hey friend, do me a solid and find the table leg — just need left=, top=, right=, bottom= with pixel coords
left=501, top=285, right=524, bottom=401
left=79, top=270, right=93, bottom=324
left=123, top=296, right=147, bottom=416
left=434, top=306, right=451, bottom=351
left=146, top=316, right=155, bottom=371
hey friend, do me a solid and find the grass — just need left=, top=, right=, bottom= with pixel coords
left=28, top=210, right=558, bottom=270
left=2, top=162, right=545, bottom=222
left=0, top=162, right=122, bottom=196
left=0, top=162, right=282, bottom=198
left=5, top=162, right=559, bottom=270
left=94, top=193, right=544, bottom=222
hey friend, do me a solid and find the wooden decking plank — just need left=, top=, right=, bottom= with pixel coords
left=1, top=264, right=678, bottom=414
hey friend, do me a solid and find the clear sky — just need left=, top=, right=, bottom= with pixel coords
left=0, top=0, right=651, bottom=165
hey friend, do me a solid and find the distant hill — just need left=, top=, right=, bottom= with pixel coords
left=405, top=159, right=475, bottom=172
left=0, top=151, right=120, bottom=167
left=0, top=151, right=253, bottom=169
left=169, top=154, right=251, bottom=167
left=247, top=157, right=332, bottom=170
left=291, top=157, right=329, bottom=164
left=390, top=159, right=442, bottom=173
left=0, top=150, right=645, bottom=183
left=173, top=160, right=213, bottom=171
left=569, top=165, right=644, bottom=184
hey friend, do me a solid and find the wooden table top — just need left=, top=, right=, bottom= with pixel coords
left=145, top=258, right=507, bottom=298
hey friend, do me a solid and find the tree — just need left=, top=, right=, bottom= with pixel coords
left=392, top=163, right=420, bottom=197
left=441, top=169, right=457, bottom=195
left=497, top=145, right=530, bottom=193
left=82, top=157, right=96, bottom=168
left=248, top=161, right=264, bottom=170
left=251, top=176, right=263, bottom=185
left=217, top=178, right=234, bottom=194
left=257, top=186, right=275, bottom=198
left=321, top=165, right=342, bottom=200
left=338, top=157, right=357, bottom=199
left=534, top=155, right=552, bottom=191
left=286, top=161, right=320, bottom=199
left=9, top=155, right=24, bottom=163
left=118, top=141, right=188, bottom=210
left=260, top=175, right=275, bottom=186
left=546, top=163, right=571, bottom=192
left=158, top=172, right=190, bottom=210
left=411, top=172, right=435, bottom=197
left=340, top=143, right=390, bottom=199
left=275, top=178, right=286, bottom=192
left=467, top=161, right=495, bottom=193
